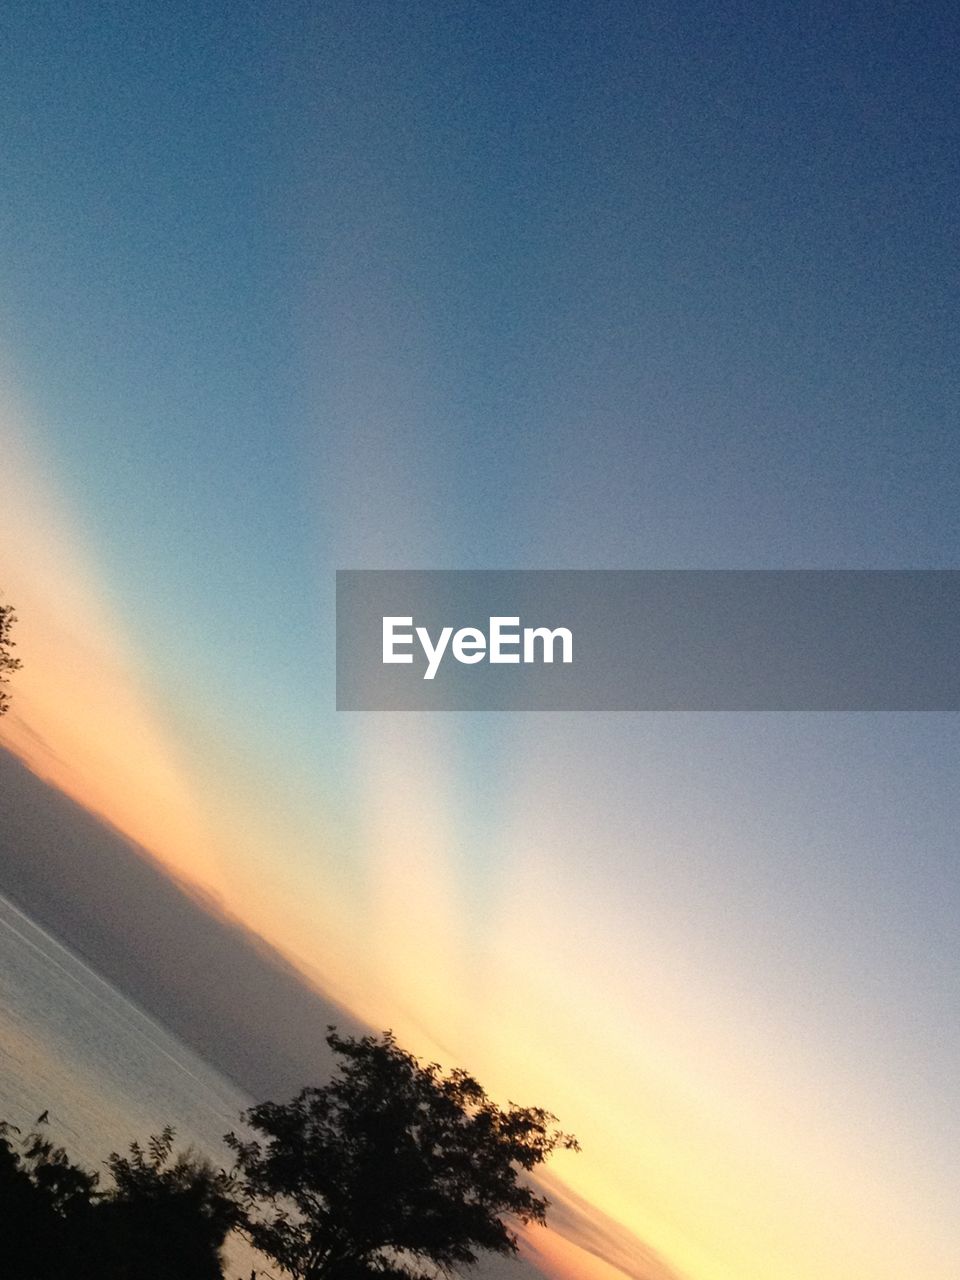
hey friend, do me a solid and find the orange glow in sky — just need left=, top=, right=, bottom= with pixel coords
left=0, top=404, right=227, bottom=897
left=4, top=399, right=960, bottom=1280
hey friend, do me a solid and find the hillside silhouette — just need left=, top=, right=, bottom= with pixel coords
left=0, top=748, right=363, bottom=1100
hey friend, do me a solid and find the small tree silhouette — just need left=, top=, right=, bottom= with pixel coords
left=0, top=1119, right=100, bottom=1275
left=98, top=1126, right=243, bottom=1279
left=0, top=1120, right=243, bottom=1279
left=0, top=600, right=22, bottom=716
left=226, top=1028, right=579, bottom=1280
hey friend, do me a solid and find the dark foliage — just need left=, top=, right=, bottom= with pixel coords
left=226, top=1029, right=579, bottom=1280
left=96, top=1126, right=244, bottom=1279
left=0, top=600, right=21, bottom=716
left=0, top=1030, right=575, bottom=1279
left=0, top=1120, right=242, bottom=1279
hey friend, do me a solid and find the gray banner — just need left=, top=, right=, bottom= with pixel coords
left=336, top=570, right=960, bottom=711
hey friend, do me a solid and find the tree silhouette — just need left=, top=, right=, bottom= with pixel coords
left=0, top=1120, right=242, bottom=1279
left=0, top=600, right=21, bottom=716
left=0, top=1119, right=99, bottom=1276
left=226, top=1028, right=579, bottom=1280
left=96, top=1126, right=243, bottom=1279
left=1, top=1032, right=576, bottom=1278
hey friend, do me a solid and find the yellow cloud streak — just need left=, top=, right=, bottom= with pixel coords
left=0, top=397, right=656, bottom=1280
left=523, top=1227, right=661, bottom=1280
left=470, top=831, right=960, bottom=1280
left=0, top=401, right=225, bottom=897
left=7, top=392, right=952, bottom=1280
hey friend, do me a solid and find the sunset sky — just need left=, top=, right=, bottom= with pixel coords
left=2, top=4, right=960, bottom=1279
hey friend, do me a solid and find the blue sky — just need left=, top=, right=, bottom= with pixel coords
left=2, top=4, right=960, bottom=1278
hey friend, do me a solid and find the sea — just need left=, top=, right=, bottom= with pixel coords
left=0, top=890, right=261, bottom=1275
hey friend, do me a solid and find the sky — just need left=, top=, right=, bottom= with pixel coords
left=2, top=2, right=960, bottom=1278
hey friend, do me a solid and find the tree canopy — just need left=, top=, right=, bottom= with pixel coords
left=226, top=1028, right=579, bottom=1280
left=0, top=600, right=21, bottom=716
left=0, top=1120, right=240, bottom=1279
left=0, top=1030, right=577, bottom=1279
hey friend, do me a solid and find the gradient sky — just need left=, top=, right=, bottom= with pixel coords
left=2, top=3, right=960, bottom=1278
